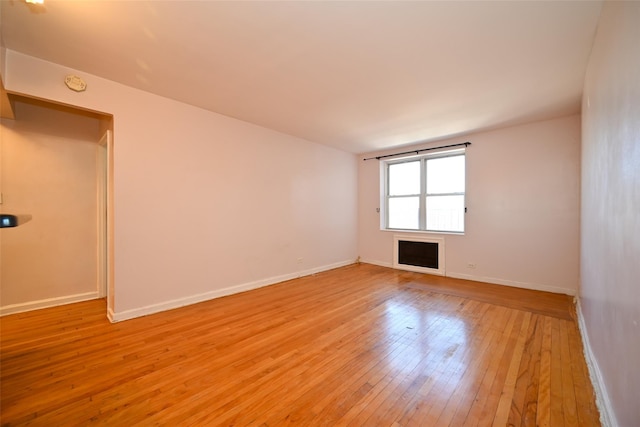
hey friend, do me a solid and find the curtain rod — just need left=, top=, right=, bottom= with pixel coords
left=363, top=142, right=471, bottom=161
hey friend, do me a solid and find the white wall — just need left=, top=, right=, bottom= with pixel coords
left=1, top=100, right=101, bottom=312
left=2, top=51, right=358, bottom=320
left=358, top=115, right=581, bottom=295
left=580, top=2, right=640, bottom=426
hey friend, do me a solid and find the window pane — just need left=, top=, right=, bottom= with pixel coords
left=388, top=197, right=419, bottom=229
left=389, top=161, right=420, bottom=196
left=426, top=156, right=465, bottom=194
left=426, top=195, right=465, bottom=232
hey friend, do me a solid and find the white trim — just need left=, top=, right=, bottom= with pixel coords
left=447, top=271, right=576, bottom=296
left=0, top=291, right=99, bottom=316
left=96, top=130, right=110, bottom=299
left=380, top=228, right=464, bottom=237
left=393, top=234, right=445, bottom=276
left=575, top=299, right=618, bottom=427
left=358, top=261, right=575, bottom=296
left=108, top=260, right=354, bottom=323
left=383, top=150, right=466, bottom=234
left=359, top=258, right=393, bottom=268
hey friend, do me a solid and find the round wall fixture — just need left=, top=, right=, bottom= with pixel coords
left=64, top=75, right=87, bottom=92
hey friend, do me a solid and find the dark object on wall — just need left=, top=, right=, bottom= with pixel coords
left=398, top=240, right=439, bottom=269
left=0, top=214, right=32, bottom=228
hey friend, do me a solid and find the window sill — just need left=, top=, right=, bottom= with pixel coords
left=381, top=228, right=465, bottom=236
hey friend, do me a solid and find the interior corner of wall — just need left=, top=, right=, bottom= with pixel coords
left=107, top=307, right=117, bottom=323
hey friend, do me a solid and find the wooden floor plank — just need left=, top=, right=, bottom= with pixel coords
left=0, top=263, right=600, bottom=426
left=426, top=303, right=502, bottom=426
left=380, top=300, right=489, bottom=427
left=318, top=298, right=458, bottom=425
left=492, top=311, right=532, bottom=426
left=550, top=318, right=566, bottom=427
left=559, top=319, right=580, bottom=427
left=440, top=302, right=497, bottom=426
left=463, top=309, right=523, bottom=427
left=537, top=316, right=553, bottom=427
left=509, top=313, right=544, bottom=427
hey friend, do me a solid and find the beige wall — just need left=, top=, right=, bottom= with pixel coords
left=1, top=99, right=102, bottom=311
left=358, top=115, right=581, bottom=295
left=580, top=2, right=640, bottom=426
left=1, top=51, right=358, bottom=320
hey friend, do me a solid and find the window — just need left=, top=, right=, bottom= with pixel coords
left=384, top=151, right=465, bottom=233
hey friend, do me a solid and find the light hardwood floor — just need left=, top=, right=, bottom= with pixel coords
left=0, top=263, right=600, bottom=426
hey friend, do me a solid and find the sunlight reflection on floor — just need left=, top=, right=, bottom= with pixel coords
left=382, top=298, right=469, bottom=395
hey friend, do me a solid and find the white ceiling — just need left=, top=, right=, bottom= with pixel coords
left=1, top=1, right=602, bottom=153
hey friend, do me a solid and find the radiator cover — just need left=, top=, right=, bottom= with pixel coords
left=393, top=235, right=445, bottom=276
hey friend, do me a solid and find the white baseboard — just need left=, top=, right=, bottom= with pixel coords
left=109, top=259, right=355, bottom=323
left=359, top=259, right=393, bottom=268
left=575, top=299, right=618, bottom=427
left=0, top=291, right=99, bottom=316
left=359, top=262, right=576, bottom=296
left=360, top=259, right=576, bottom=296
left=446, top=271, right=576, bottom=296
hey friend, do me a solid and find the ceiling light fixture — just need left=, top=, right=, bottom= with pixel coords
left=25, top=0, right=44, bottom=4
left=64, top=75, right=87, bottom=92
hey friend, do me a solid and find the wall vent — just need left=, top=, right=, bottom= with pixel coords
left=393, top=235, right=445, bottom=276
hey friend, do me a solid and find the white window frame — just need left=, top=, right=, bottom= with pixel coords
left=382, top=149, right=466, bottom=234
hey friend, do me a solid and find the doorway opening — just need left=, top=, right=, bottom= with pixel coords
left=0, top=94, right=114, bottom=318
